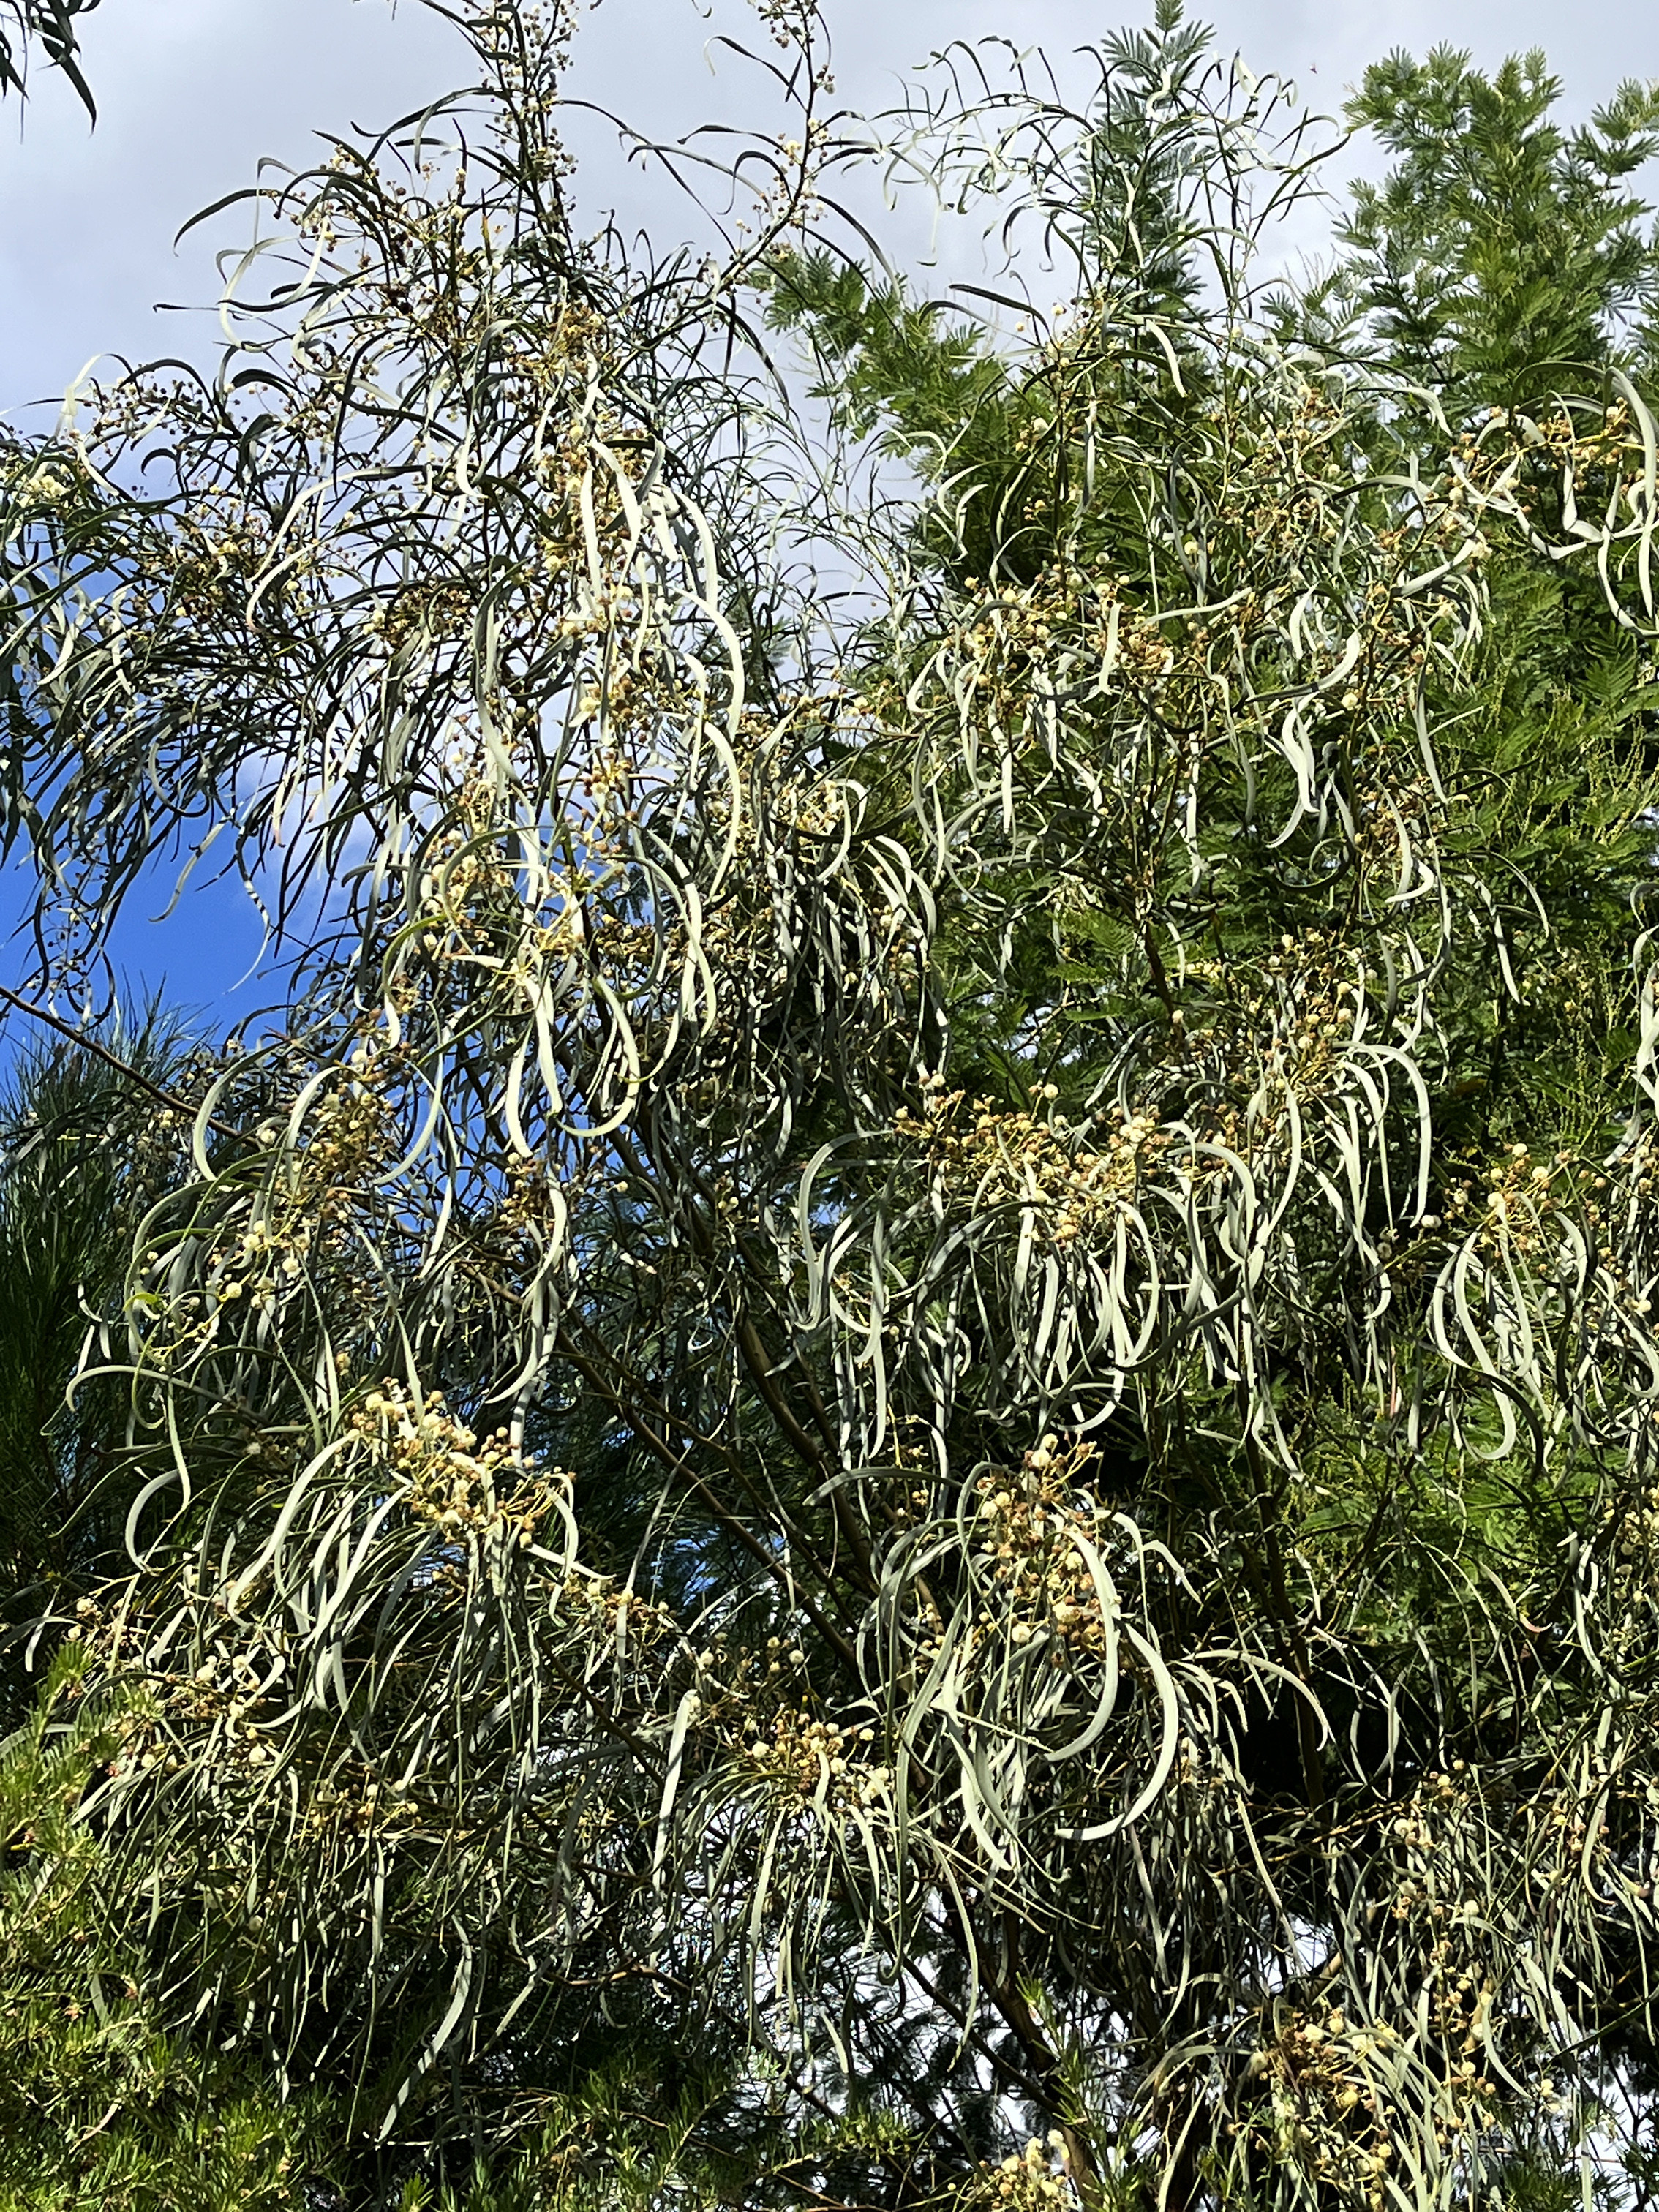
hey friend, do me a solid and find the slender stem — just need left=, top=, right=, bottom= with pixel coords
left=0, top=983, right=242, bottom=1143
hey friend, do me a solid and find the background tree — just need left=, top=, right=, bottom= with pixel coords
left=0, top=1640, right=338, bottom=2210
left=1334, top=47, right=1659, bottom=423
left=0, top=1009, right=205, bottom=1696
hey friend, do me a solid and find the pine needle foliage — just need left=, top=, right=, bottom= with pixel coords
left=0, top=1009, right=206, bottom=1700
left=7, top=2, right=1659, bottom=2205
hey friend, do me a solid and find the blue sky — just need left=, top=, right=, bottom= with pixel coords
left=3, top=0, right=1658, bottom=1028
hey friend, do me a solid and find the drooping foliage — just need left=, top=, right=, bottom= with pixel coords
left=0, top=0, right=97, bottom=113
left=6, top=2, right=1659, bottom=2206
left=0, top=1009, right=203, bottom=1686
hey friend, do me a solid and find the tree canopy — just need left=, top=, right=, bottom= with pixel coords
left=6, top=3, right=1659, bottom=2206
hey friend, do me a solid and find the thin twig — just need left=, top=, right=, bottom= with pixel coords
left=0, top=982, right=242, bottom=1142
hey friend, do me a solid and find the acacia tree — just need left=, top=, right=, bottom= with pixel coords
left=7, top=2, right=1659, bottom=2205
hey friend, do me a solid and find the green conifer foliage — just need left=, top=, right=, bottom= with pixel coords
left=0, top=1014, right=203, bottom=1695
left=1339, top=48, right=1659, bottom=419
left=0, top=1643, right=334, bottom=2208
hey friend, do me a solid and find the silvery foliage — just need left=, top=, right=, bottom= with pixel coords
left=4, top=0, right=1659, bottom=2196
